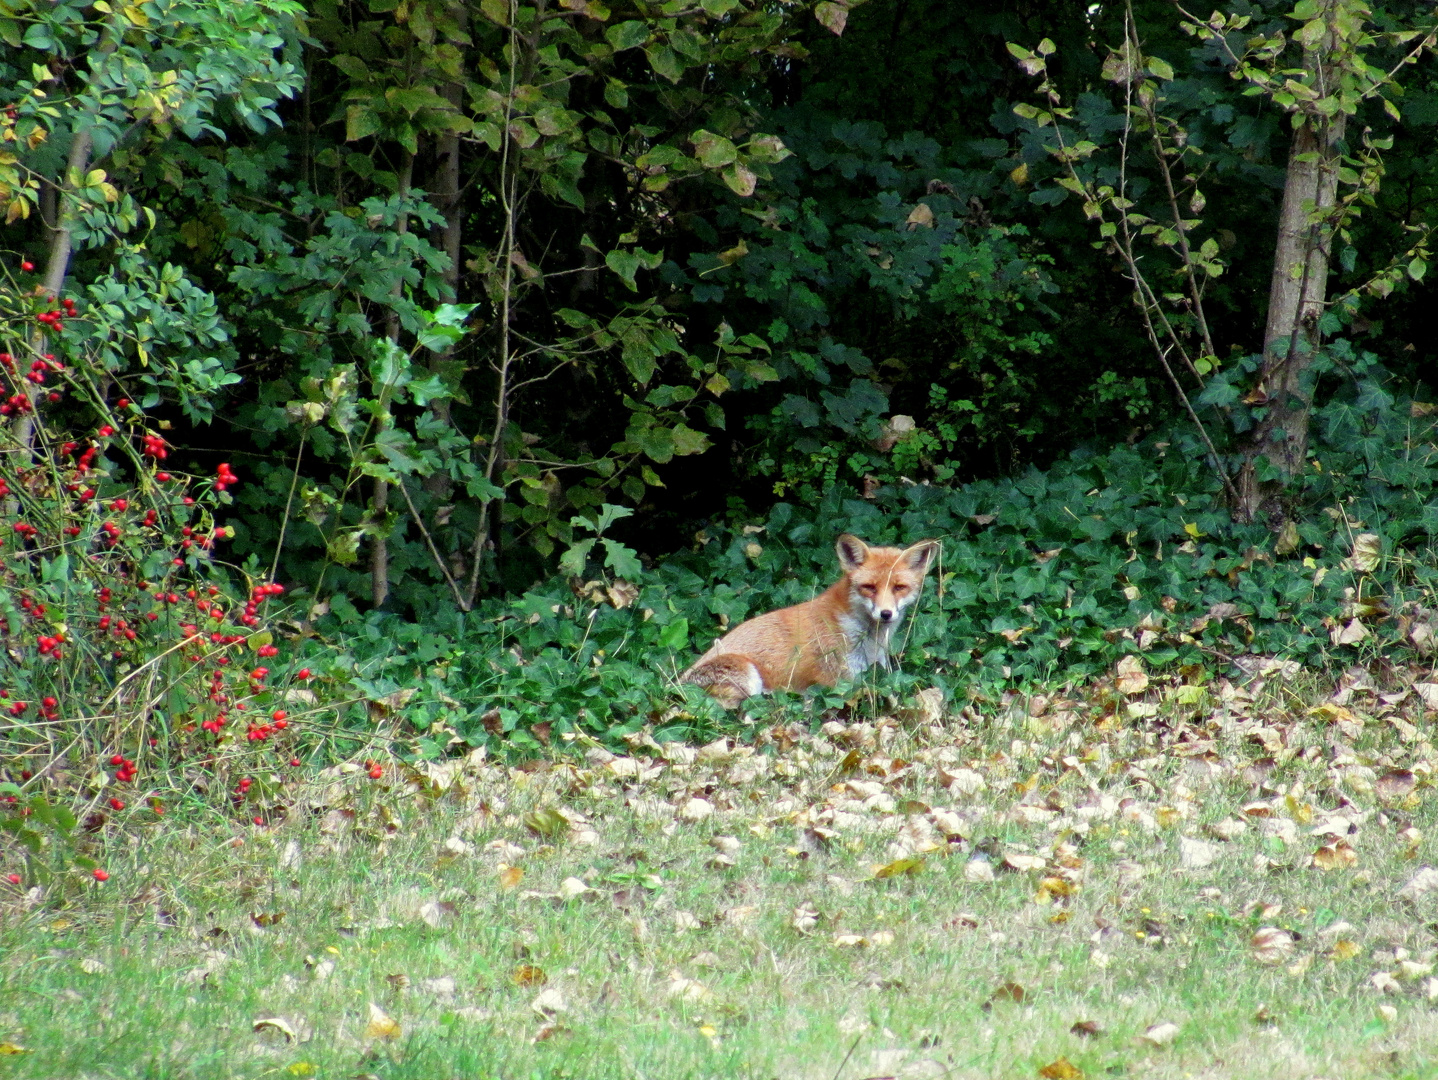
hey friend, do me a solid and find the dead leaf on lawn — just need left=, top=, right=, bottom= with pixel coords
left=524, top=807, right=570, bottom=839
left=1039, top=1057, right=1083, bottom=1079
left=1312, top=840, right=1357, bottom=871
left=1179, top=837, right=1217, bottom=869
left=78, top=957, right=108, bottom=975
left=1115, top=655, right=1148, bottom=695
left=418, top=900, right=457, bottom=927
left=1398, top=866, right=1438, bottom=898
left=1250, top=927, right=1297, bottom=965
left=987, top=981, right=1026, bottom=1005
left=513, top=965, right=547, bottom=987
left=531, top=988, right=567, bottom=1015
left=498, top=864, right=524, bottom=889
left=252, top=1017, right=297, bottom=1043
left=1070, top=1020, right=1104, bottom=1038
left=363, top=1003, right=401, bottom=1041
left=1327, top=939, right=1361, bottom=962
left=873, top=856, right=924, bottom=879
left=791, top=902, right=819, bottom=933
left=1138, top=1021, right=1180, bottom=1047
left=385, top=972, right=410, bottom=991
left=1376, top=770, right=1417, bottom=803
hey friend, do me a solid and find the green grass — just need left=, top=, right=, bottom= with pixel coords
left=5, top=667, right=1438, bottom=1079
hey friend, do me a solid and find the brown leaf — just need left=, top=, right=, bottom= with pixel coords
left=988, top=981, right=1026, bottom=1004
left=1376, top=770, right=1416, bottom=803
left=1250, top=926, right=1297, bottom=965
left=1114, top=655, right=1148, bottom=695
left=1070, top=1020, right=1104, bottom=1038
left=498, top=864, right=524, bottom=889
left=1311, top=840, right=1357, bottom=871
left=1039, top=1057, right=1083, bottom=1079
left=513, top=964, right=547, bottom=987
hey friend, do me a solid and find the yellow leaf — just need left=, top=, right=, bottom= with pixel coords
left=364, top=1002, right=401, bottom=1041
left=6, top=197, right=29, bottom=224
left=287, top=1065, right=316, bottom=1077
left=1010, top=161, right=1029, bottom=186
left=1328, top=939, right=1360, bottom=961
left=512, top=964, right=547, bottom=986
left=1183, top=522, right=1205, bottom=539
left=0, top=1043, right=30, bottom=1054
left=121, top=3, right=150, bottom=27
left=253, top=1018, right=297, bottom=1043
left=872, top=856, right=924, bottom=879
left=1039, top=1057, right=1083, bottom=1079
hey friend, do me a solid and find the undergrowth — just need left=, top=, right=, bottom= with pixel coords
left=323, top=394, right=1438, bottom=760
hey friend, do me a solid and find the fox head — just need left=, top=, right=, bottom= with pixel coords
left=835, top=534, right=940, bottom=627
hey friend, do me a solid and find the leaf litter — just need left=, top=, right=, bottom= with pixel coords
left=10, top=662, right=1438, bottom=1077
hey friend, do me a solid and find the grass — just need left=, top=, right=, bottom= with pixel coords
left=4, top=662, right=1438, bottom=1080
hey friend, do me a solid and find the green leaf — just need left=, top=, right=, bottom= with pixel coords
left=1147, top=57, right=1175, bottom=80
left=659, top=617, right=689, bottom=649
left=601, top=537, right=643, bottom=580
left=605, top=249, right=641, bottom=290
left=646, top=45, right=685, bottom=83
left=480, top=0, right=509, bottom=24
left=559, top=537, right=596, bottom=576
left=346, top=105, right=383, bottom=142
left=671, top=424, right=711, bottom=456
left=690, top=129, right=738, bottom=169
left=605, top=20, right=648, bottom=50
left=722, top=162, right=757, bottom=196
left=0, top=19, right=22, bottom=47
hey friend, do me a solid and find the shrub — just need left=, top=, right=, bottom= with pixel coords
left=0, top=275, right=314, bottom=887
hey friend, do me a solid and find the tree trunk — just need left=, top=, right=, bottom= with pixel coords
left=1234, top=3, right=1349, bottom=523
left=371, top=151, right=415, bottom=608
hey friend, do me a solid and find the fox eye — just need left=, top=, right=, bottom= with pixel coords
left=893, top=584, right=909, bottom=594
left=859, top=584, right=877, bottom=596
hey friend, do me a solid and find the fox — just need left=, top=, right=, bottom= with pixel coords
left=681, top=533, right=940, bottom=708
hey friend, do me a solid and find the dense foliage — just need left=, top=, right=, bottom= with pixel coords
left=1, top=0, right=1437, bottom=813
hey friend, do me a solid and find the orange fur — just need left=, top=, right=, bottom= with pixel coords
left=681, top=534, right=939, bottom=707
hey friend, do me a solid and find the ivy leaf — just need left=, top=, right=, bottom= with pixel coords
left=659, top=617, right=689, bottom=649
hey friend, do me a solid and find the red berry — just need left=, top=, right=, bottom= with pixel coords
left=253, top=816, right=263, bottom=826
left=109, top=798, right=125, bottom=811
left=20, top=260, right=34, bottom=272
left=6, top=873, right=20, bottom=885
left=93, top=868, right=109, bottom=881
left=297, top=668, right=311, bottom=680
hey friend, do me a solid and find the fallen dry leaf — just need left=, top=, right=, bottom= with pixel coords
left=1250, top=927, right=1297, bottom=965
left=1115, top=655, right=1148, bottom=695
left=513, top=965, right=547, bottom=986
left=498, top=864, right=524, bottom=889
left=1138, top=1021, right=1180, bottom=1047
left=1070, top=1020, right=1103, bottom=1038
left=252, top=1017, right=297, bottom=1043
left=530, top=988, right=567, bottom=1015
left=363, top=1002, right=401, bottom=1041
left=1038, top=1057, right=1083, bottom=1079
left=1311, top=840, right=1357, bottom=871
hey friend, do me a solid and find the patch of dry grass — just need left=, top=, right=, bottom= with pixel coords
left=4, top=660, right=1438, bottom=1079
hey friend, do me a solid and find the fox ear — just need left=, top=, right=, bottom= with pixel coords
left=835, top=534, right=869, bottom=572
left=902, top=539, right=939, bottom=574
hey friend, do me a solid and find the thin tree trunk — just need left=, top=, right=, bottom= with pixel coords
left=1235, top=2, right=1348, bottom=523
left=372, top=151, right=415, bottom=608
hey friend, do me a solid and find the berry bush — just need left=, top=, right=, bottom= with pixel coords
left=0, top=260, right=316, bottom=889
